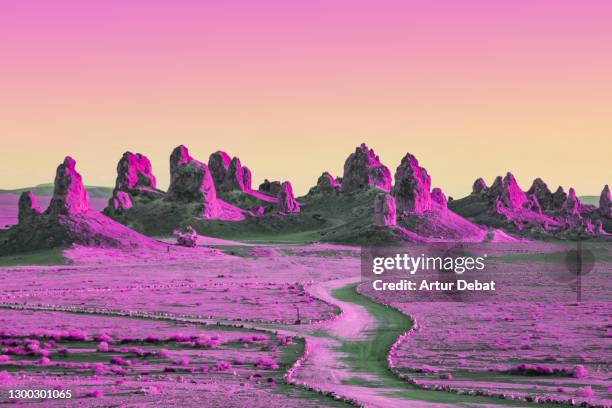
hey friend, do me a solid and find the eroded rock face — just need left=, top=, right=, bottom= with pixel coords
left=342, top=143, right=392, bottom=193
left=209, top=153, right=253, bottom=193
left=168, top=145, right=218, bottom=218
left=527, top=178, right=553, bottom=210
left=431, top=187, right=447, bottom=208
left=259, top=179, right=282, bottom=195
left=309, top=172, right=340, bottom=195
left=373, top=193, right=397, bottom=226
left=499, top=173, right=528, bottom=210
left=562, top=187, right=581, bottom=217
left=392, top=153, right=432, bottom=214
left=277, top=181, right=300, bottom=214
left=47, top=156, right=90, bottom=216
left=472, top=178, right=488, bottom=194
left=18, top=192, right=41, bottom=224
left=115, top=152, right=156, bottom=191
left=552, top=187, right=567, bottom=210
left=111, top=191, right=133, bottom=211
left=106, top=152, right=158, bottom=214
left=527, top=194, right=543, bottom=215
left=208, top=151, right=232, bottom=186
left=600, top=185, right=611, bottom=218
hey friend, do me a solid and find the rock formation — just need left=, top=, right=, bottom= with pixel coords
left=259, top=179, right=282, bottom=195
left=392, top=153, right=432, bottom=214
left=562, top=187, right=581, bottom=217
left=496, top=173, right=528, bottom=210
left=472, top=178, right=488, bottom=194
left=600, top=185, right=611, bottom=218
left=46, top=156, right=90, bottom=216
left=209, top=151, right=252, bottom=193
left=277, top=182, right=300, bottom=214
left=431, top=188, right=447, bottom=208
left=114, top=152, right=156, bottom=191
left=551, top=186, right=567, bottom=210
left=107, top=152, right=159, bottom=212
left=308, top=172, right=341, bottom=195
left=174, top=226, right=198, bottom=247
left=168, top=145, right=219, bottom=219
left=2, top=156, right=163, bottom=255
left=373, top=193, right=397, bottom=226
left=208, top=151, right=232, bottom=187
left=18, top=192, right=41, bottom=224
left=341, top=144, right=392, bottom=193
left=526, top=178, right=554, bottom=210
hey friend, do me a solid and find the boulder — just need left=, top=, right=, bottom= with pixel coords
left=341, top=143, right=392, bottom=192
left=431, top=187, right=447, bottom=208
left=259, top=179, right=282, bottom=195
left=174, top=226, right=199, bottom=247
left=472, top=178, right=488, bottom=194
left=373, top=193, right=397, bottom=226
left=168, top=145, right=218, bottom=218
left=18, top=192, right=41, bottom=224
left=392, top=153, right=432, bottom=214
left=114, top=152, right=156, bottom=191
left=110, top=191, right=133, bottom=211
left=277, top=181, right=300, bottom=214
left=46, top=156, right=90, bottom=216
left=599, top=185, right=611, bottom=218
left=562, top=187, right=581, bottom=217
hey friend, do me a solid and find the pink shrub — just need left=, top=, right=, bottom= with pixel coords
left=87, top=389, right=104, bottom=398
left=97, top=342, right=109, bottom=352
left=199, top=365, right=209, bottom=373
left=0, top=355, right=10, bottom=362
left=576, top=386, right=594, bottom=398
left=255, top=358, right=279, bottom=370
left=215, top=361, right=232, bottom=371
left=110, top=357, right=130, bottom=366
left=95, top=333, right=113, bottom=343
left=157, top=349, right=171, bottom=359
left=573, top=365, right=588, bottom=379
left=0, top=371, right=12, bottom=382
left=174, top=357, right=189, bottom=366
left=39, top=357, right=51, bottom=366
left=91, top=363, right=107, bottom=375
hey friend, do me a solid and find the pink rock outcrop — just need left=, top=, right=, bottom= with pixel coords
left=599, top=185, right=611, bottom=218
left=472, top=178, right=488, bottom=194
left=107, top=152, right=158, bottom=213
left=392, top=153, right=432, bottom=214
left=168, top=145, right=218, bottom=219
left=342, top=144, right=392, bottom=193
left=208, top=151, right=232, bottom=187
left=46, top=156, right=90, bottom=216
left=496, top=173, right=528, bottom=210
left=18, top=192, right=41, bottom=224
left=309, top=172, right=341, bottom=195
left=209, top=152, right=252, bottom=193
left=259, top=179, right=282, bottom=195
left=114, top=152, right=157, bottom=191
left=527, top=178, right=553, bottom=210
left=277, top=182, right=300, bottom=214
left=551, top=186, right=567, bottom=210
left=431, top=187, right=447, bottom=208
left=562, top=187, right=581, bottom=217
left=111, top=191, right=133, bottom=211
left=373, top=193, right=397, bottom=226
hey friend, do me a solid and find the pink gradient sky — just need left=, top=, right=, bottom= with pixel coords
left=1, top=0, right=611, bottom=197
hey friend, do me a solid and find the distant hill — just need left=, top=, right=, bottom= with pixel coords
left=579, top=196, right=600, bottom=206
left=0, top=183, right=113, bottom=199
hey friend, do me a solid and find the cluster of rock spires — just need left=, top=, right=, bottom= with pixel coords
left=2, top=142, right=610, bottom=254
left=2, top=157, right=161, bottom=254
left=455, top=172, right=611, bottom=237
